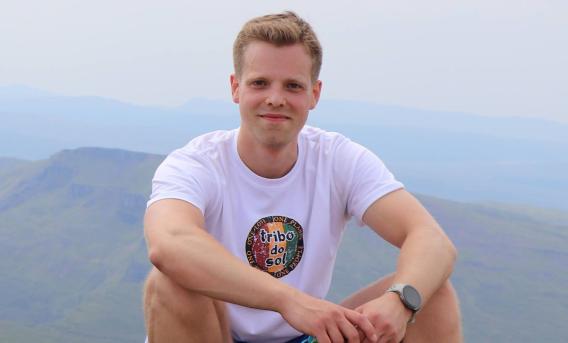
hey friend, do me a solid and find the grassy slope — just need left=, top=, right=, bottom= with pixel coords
left=1, top=148, right=567, bottom=342
left=330, top=195, right=568, bottom=342
left=0, top=148, right=161, bottom=343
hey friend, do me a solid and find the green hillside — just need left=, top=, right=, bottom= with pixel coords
left=0, top=158, right=31, bottom=194
left=0, top=148, right=566, bottom=342
left=0, top=157, right=29, bottom=171
left=0, top=148, right=162, bottom=343
left=330, top=195, right=568, bottom=342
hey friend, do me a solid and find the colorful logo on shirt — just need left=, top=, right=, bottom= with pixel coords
left=245, top=215, right=304, bottom=278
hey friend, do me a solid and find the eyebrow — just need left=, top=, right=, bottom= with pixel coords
left=284, top=78, right=307, bottom=88
left=245, top=74, right=307, bottom=85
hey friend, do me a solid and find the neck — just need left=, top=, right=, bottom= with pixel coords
left=237, top=135, right=298, bottom=179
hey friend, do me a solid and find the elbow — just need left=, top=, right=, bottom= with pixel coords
left=446, top=236, right=458, bottom=272
left=446, top=234, right=458, bottom=260
left=452, top=242, right=458, bottom=260
left=147, top=244, right=165, bottom=270
left=145, top=225, right=167, bottom=271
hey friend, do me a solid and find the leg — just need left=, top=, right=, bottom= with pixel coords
left=340, top=273, right=462, bottom=343
left=143, top=267, right=232, bottom=343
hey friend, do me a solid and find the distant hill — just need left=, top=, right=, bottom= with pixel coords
left=0, top=157, right=30, bottom=181
left=0, top=147, right=566, bottom=342
left=0, top=148, right=162, bottom=343
left=331, top=196, right=568, bottom=342
left=1, top=85, right=567, bottom=210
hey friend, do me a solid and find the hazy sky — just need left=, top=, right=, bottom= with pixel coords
left=1, top=0, right=567, bottom=122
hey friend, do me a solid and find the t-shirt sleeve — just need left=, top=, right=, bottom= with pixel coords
left=147, top=148, right=217, bottom=215
left=333, top=138, right=404, bottom=226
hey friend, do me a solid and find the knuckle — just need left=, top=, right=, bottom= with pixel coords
left=368, top=311, right=382, bottom=323
left=350, top=311, right=363, bottom=321
left=382, top=321, right=396, bottom=336
left=331, top=310, right=343, bottom=321
left=314, top=318, right=326, bottom=330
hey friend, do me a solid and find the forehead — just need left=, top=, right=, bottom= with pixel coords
left=241, top=41, right=313, bottom=81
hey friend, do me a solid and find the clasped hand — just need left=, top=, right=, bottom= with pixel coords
left=280, top=292, right=410, bottom=343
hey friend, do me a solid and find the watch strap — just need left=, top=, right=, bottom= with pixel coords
left=386, top=283, right=420, bottom=324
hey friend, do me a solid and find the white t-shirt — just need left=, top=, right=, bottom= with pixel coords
left=147, top=125, right=404, bottom=342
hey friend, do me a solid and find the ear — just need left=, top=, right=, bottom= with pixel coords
left=309, top=80, right=322, bottom=110
left=230, top=74, right=240, bottom=104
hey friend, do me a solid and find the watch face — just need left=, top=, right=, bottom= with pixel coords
left=402, top=285, right=421, bottom=310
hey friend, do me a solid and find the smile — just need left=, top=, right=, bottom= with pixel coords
left=258, top=114, right=290, bottom=122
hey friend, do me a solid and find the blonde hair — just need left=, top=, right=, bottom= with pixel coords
left=233, top=11, right=322, bottom=82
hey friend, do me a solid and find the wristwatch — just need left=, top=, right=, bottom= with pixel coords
left=386, top=284, right=422, bottom=324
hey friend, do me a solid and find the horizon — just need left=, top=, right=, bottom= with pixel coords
left=1, top=1, right=566, bottom=123
left=3, top=83, right=568, bottom=127
left=1, top=88, right=566, bottom=212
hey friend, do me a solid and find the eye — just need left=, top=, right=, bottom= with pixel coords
left=250, top=79, right=267, bottom=87
left=287, top=82, right=304, bottom=91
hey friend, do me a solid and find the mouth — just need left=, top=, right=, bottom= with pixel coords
left=258, top=113, right=290, bottom=122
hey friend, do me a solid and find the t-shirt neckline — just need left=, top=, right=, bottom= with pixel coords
left=232, top=128, right=304, bottom=187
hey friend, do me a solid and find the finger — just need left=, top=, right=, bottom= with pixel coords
left=315, top=332, right=331, bottom=343
left=345, top=310, right=377, bottom=342
left=361, top=336, right=379, bottom=343
left=357, top=327, right=366, bottom=341
left=378, top=334, right=396, bottom=343
left=337, top=317, right=360, bottom=343
left=326, top=323, right=345, bottom=343
left=376, top=323, right=396, bottom=343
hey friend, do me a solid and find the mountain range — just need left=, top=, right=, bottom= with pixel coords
left=1, top=147, right=567, bottom=342
left=1, top=84, right=567, bottom=210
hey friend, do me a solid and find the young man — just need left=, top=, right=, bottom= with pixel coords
left=143, top=12, right=462, bottom=343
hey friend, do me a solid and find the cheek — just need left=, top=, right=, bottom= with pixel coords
left=294, top=97, right=313, bottom=112
left=287, top=93, right=307, bottom=106
left=242, top=92, right=264, bottom=106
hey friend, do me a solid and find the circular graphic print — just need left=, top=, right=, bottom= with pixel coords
left=245, top=215, right=304, bottom=278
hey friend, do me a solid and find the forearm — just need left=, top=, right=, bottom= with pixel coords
left=362, top=190, right=457, bottom=304
left=392, top=227, right=457, bottom=303
left=147, top=224, right=294, bottom=312
left=143, top=200, right=381, bottom=342
left=149, top=227, right=382, bottom=341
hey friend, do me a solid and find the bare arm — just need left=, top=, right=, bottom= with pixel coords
left=144, top=198, right=377, bottom=343
left=363, top=189, right=457, bottom=302
left=355, top=189, right=457, bottom=341
left=145, top=198, right=286, bottom=309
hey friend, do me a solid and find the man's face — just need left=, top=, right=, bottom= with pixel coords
left=230, top=41, right=322, bottom=150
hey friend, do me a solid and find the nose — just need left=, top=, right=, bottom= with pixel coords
left=265, top=89, right=286, bottom=107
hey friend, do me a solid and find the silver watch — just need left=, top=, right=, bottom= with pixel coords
left=386, top=284, right=422, bottom=324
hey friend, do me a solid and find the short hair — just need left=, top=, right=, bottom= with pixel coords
left=233, top=11, right=323, bottom=83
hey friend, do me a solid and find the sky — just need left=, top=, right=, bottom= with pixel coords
left=1, top=0, right=567, bottom=123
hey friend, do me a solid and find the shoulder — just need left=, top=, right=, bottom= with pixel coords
left=155, top=129, right=236, bottom=181
left=300, top=125, right=354, bottom=151
left=148, top=130, right=235, bottom=210
left=300, top=125, right=370, bottom=160
left=163, top=129, right=236, bottom=166
left=178, top=129, right=236, bottom=156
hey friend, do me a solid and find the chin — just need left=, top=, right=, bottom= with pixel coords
left=258, top=134, right=293, bottom=150
left=261, top=138, right=288, bottom=150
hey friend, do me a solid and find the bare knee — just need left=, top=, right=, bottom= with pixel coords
left=426, top=280, right=460, bottom=319
left=144, top=268, right=178, bottom=311
left=143, top=268, right=231, bottom=342
left=442, top=280, right=462, bottom=327
left=408, top=280, right=462, bottom=342
left=435, top=280, right=457, bottom=300
left=144, top=267, right=211, bottom=320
